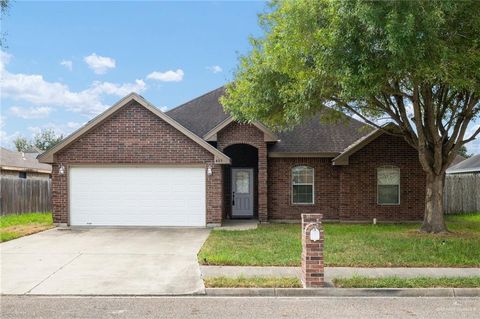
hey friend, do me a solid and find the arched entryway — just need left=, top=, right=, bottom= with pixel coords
left=223, top=144, right=258, bottom=219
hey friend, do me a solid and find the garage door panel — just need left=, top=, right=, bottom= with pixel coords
left=69, top=166, right=206, bottom=227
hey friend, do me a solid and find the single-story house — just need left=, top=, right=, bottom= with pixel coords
left=450, top=155, right=466, bottom=167
left=38, top=87, right=425, bottom=227
left=1, top=147, right=52, bottom=179
left=446, top=154, right=480, bottom=175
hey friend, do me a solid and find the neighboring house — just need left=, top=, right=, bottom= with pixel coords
left=450, top=155, right=466, bottom=168
left=38, top=87, right=426, bottom=227
left=1, top=147, right=52, bottom=179
left=446, top=154, right=480, bottom=175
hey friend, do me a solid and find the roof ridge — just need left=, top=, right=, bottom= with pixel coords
left=166, top=85, right=225, bottom=114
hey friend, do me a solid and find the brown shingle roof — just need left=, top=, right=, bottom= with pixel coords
left=447, top=154, right=480, bottom=174
left=450, top=155, right=466, bottom=167
left=167, top=86, right=371, bottom=154
left=0, top=147, right=52, bottom=173
left=167, top=87, right=230, bottom=137
left=271, top=114, right=371, bottom=154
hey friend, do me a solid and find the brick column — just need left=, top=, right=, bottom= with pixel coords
left=301, top=213, right=324, bottom=288
left=206, top=163, right=224, bottom=227
left=51, top=163, right=69, bottom=225
left=258, top=144, right=268, bottom=223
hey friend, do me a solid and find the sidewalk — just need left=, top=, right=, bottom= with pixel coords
left=201, top=266, right=480, bottom=284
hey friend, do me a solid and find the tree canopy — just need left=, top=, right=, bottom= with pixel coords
left=14, top=129, right=63, bottom=152
left=222, top=0, right=480, bottom=232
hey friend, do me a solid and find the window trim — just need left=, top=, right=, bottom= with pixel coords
left=376, top=166, right=400, bottom=206
left=291, top=165, right=315, bottom=205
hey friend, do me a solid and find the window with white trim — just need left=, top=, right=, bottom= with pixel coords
left=377, top=166, right=400, bottom=205
left=292, top=166, right=314, bottom=204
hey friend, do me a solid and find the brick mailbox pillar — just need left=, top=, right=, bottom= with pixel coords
left=301, top=213, right=324, bottom=288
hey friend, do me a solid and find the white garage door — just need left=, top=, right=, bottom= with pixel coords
left=69, top=166, right=206, bottom=227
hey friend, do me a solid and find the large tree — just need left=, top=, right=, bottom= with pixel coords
left=222, top=0, right=480, bottom=233
left=0, top=0, right=10, bottom=48
left=14, top=129, right=63, bottom=152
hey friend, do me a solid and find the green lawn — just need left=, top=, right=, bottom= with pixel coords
left=204, top=275, right=480, bottom=288
left=204, top=276, right=301, bottom=288
left=333, top=276, right=480, bottom=288
left=0, top=212, right=53, bottom=242
left=198, top=213, right=480, bottom=267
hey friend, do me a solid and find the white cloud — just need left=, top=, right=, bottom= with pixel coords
left=146, top=69, right=184, bottom=82
left=60, top=60, right=73, bottom=71
left=0, top=51, right=147, bottom=116
left=0, top=115, right=20, bottom=149
left=87, top=79, right=147, bottom=97
left=206, top=65, right=223, bottom=74
left=158, top=106, right=169, bottom=112
left=9, top=106, right=53, bottom=119
left=0, top=50, right=12, bottom=71
left=84, top=53, right=116, bottom=74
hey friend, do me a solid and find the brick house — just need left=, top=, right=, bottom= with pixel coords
left=39, top=87, right=425, bottom=227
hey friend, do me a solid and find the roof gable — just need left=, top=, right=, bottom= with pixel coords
left=332, top=123, right=397, bottom=165
left=203, top=116, right=278, bottom=142
left=38, top=93, right=230, bottom=164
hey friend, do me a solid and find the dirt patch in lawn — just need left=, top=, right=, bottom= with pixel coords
left=2, top=224, right=54, bottom=238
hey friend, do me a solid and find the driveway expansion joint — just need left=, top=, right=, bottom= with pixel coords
left=25, top=253, right=83, bottom=295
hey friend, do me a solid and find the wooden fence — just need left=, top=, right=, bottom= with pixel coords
left=0, top=177, right=52, bottom=215
left=444, top=173, right=480, bottom=214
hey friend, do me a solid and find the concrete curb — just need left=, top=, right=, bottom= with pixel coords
left=205, top=288, right=480, bottom=297
left=2, top=288, right=478, bottom=298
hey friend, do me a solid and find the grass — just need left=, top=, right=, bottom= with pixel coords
left=204, top=276, right=301, bottom=288
left=333, top=276, right=480, bottom=288
left=0, top=212, right=53, bottom=242
left=198, top=213, right=480, bottom=267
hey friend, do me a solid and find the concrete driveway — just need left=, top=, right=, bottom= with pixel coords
left=0, top=227, right=210, bottom=295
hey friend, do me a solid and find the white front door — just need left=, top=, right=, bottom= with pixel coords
left=231, top=168, right=254, bottom=218
left=69, top=166, right=206, bottom=227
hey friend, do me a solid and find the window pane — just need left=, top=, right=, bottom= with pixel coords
left=235, top=171, right=249, bottom=194
left=293, top=185, right=313, bottom=204
left=378, top=185, right=399, bottom=204
left=292, top=166, right=313, bottom=184
left=378, top=168, right=400, bottom=185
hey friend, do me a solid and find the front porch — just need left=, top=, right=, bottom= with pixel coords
left=209, top=121, right=274, bottom=225
left=222, top=143, right=260, bottom=221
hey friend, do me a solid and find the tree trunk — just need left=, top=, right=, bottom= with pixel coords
left=420, top=173, right=448, bottom=233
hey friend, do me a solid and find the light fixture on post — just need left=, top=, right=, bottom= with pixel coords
left=305, top=220, right=320, bottom=242
left=58, top=164, right=65, bottom=176
left=207, top=165, right=213, bottom=176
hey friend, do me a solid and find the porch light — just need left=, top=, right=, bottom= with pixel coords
left=59, top=164, right=65, bottom=175
left=207, top=165, right=213, bottom=176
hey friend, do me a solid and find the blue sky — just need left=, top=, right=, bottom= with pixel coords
left=0, top=0, right=266, bottom=148
left=1, top=1, right=478, bottom=154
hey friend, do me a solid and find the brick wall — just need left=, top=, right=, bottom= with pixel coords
left=339, top=134, right=425, bottom=221
left=268, top=134, right=425, bottom=222
left=216, top=122, right=268, bottom=222
left=268, top=157, right=340, bottom=220
left=52, top=101, right=223, bottom=225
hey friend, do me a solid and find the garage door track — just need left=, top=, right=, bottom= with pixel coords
left=1, top=228, right=210, bottom=295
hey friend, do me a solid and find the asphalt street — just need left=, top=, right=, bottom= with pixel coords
left=1, top=296, right=479, bottom=319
